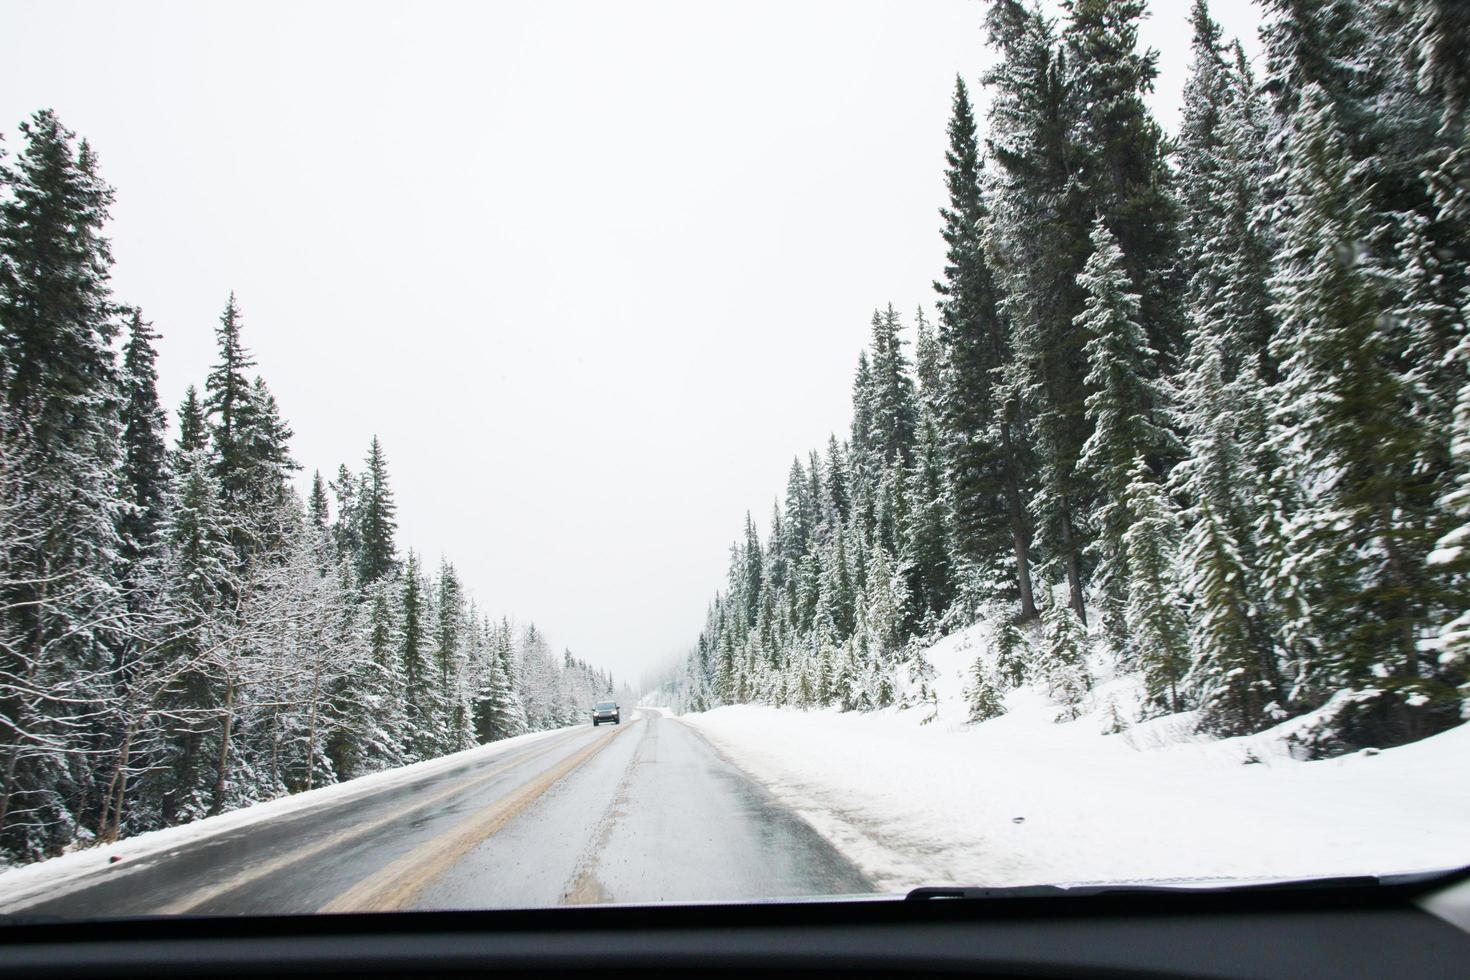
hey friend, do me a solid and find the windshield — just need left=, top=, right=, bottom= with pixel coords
left=0, top=0, right=1466, bottom=921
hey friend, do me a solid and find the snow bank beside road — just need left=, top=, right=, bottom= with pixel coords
left=681, top=624, right=1470, bottom=892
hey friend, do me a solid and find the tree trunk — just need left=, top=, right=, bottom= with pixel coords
left=1059, top=496, right=1087, bottom=627
left=269, top=706, right=280, bottom=792
left=0, top=743, right=20, bottom=835
left=209, top=674, right=235, bottom=816
left=1001, top=420, right=1037, bottom=621
left=1376, top=500, right=1418, bottom=679
left=99, top=727, right=133, bottom=843
left=305, top=666, right=321, bottom=792
left=0, top=602, right=45, bottom=836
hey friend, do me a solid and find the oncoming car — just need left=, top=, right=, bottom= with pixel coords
left=591, top=701, right=620, bottom=726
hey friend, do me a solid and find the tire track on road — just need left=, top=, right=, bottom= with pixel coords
left=319, top=719, right=637, bottom=913
left=156, top=727, right=593, bottom=914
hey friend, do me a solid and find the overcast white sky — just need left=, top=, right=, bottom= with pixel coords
left=1, top=0, right=1262, bottom=685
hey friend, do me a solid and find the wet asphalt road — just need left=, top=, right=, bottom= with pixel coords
left=10, top=711, right=871, bottom=916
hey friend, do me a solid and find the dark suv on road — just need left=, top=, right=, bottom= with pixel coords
left=591, top=701, right=620, bottom=726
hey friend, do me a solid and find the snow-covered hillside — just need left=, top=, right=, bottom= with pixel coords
left=681, top=622, right=1470, bottom=892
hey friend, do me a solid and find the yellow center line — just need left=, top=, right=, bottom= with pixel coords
left=318, top=719, right=637, bottom=913
left=155, top=727, right=593, bottom=914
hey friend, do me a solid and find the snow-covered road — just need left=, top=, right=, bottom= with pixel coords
left=0, top=712, right=871, bottom=916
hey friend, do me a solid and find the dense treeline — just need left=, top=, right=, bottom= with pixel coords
left=0, top=113, right=625, bottom=865
left=667, top=0, right=1470, bottom=752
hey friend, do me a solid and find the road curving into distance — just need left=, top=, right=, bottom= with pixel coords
left=7, top=710, right=872, bottom=916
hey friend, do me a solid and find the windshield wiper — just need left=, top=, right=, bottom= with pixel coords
left=904, top=874, right=1423, bottom=901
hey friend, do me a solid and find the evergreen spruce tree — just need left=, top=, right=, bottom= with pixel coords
left=148, top=447, right=234, bottom=824
left=1268, top=84, right=1442, bottom=693
left=329, top=464, right=361, bottom=565
left=964, top=657, right=1006, bottom=723
left=399, top=550, right=432, bottom=760
left=175, top=386, right=208, bottom=459
left=860, top=544, right=906, bottom=678
left=902, top=406, right=953, bottom=628
left=1039, top=584, right=1092, bottom=722
left=1178, top=8, right=1279, bottom=384
left=1075, top=218, right=1179, bottom=617
left=984, top=1, right=1093, bottom=623
left=1427, top=376, right=1470, bottom=709
left=435, top=560, right=466, bottom=751
left=741, top=512, right=763, bottom=623
left=849, top=352, right=875, bottom=489
left=1063, top=0, right=1184, bottom=369
left=241, top=376, right=296, bottom=506
left=359, top=574, right=408, bottom=770
left=934, top=75, right=1035, bottom=619
left=1184, top=500, right=1285, bottom=735
left=1176, top=0, right=1229, bottom=296
left=864, top=305, right=918, bottom=475
left=912, top=306, right=943, bottom=418
left=473, top=613, right=522, bottom=743
left=307, top=470, right=331, bottom=534
left=356, top=436, right=398, bottom=584
left=203, top=293, right=256, bottom=506
left=1121, top=459, right=1190, bottom=716
left=821, top=436, right=849, bottom=527
left=993, top=617, right=1027, bottom=689
left=118, top=309, right=167, bottom=570
left=0, top=110, right=126, bottom=859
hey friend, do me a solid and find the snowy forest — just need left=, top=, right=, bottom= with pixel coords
left=0, top=115, right=629, bottom=865
left=665, top=0, right=1470, bottom=753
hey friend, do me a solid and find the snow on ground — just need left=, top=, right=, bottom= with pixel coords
left=0, top=726, right=570, bottom=913
left=681, top=623, right=1470, bottom=894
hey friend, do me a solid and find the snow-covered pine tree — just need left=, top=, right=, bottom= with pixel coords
left=1268, top=83, right=1443, bottom=700
left=1176, top=0, right=1229, bottom=297
left=993, top=616, right=1027, bottom=690
left=473, top=616, right=522, bottom=743
left=243, top=377, right=296, bottom=505
left=983, top=1, right=1093, bottom=624
left=1063, top=0, right=1183, bottom=372
left=740, top=512, right=763, bottom=624
left=782, top=457, right=815, bottom=575
left=902, top=403, right=953, bottom=629
left=146, top=445, right=235, bottom=824
left=863, top=305, right=918, bottom=476
left=0, top=110, right=128, bottom=860
left=398, top=550, right=434, bottom=759
left=912, top=306, right=943, bottom=419
left=353, top=573, right=408, bottom=773
left=1120, top=458, right=1190, bottom=716
left=307, top=470, right=331, bottom=536
left=175, top=386, right=207, bottom=459
left=1076, top=218, right=1180, bottom=630
left=1039, top=583, right=1091, bottom=722
left=1177, top=3, right=1279, bottom=383
left=849, top=350, right=875, bottom=494
left=329, top=463, right=361, bottom=563
left=1184, top=498, right=1286, bottom=736
left=248, top=504, right=364, bottom=794
left=118, top=309, right=168, bottom=571
left=1427, top=374, right=1470, bottom=710
left=859, top=544, right=906, bottom=685
left=1170, top=12, right=1293, bottom=717
left=203, top=293, right=257, bottom=509
left=434, top=560, right=467, bottom=752
left=934, top=75, right=1034, bottom=619
left=1171, top=337, right=1285, bottom=714
left=356, top=436, right=397, bottom=585
left=964, top=655, right=1005, bottom=723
